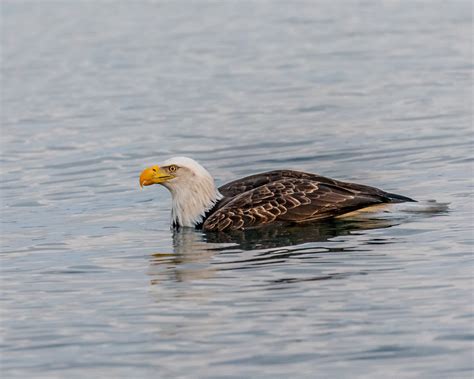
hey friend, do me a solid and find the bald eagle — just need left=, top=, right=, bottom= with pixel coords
left=139, top=157, right=415, bottom=231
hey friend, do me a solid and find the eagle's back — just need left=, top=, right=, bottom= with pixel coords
left=201, top=170, right=414, bottom=232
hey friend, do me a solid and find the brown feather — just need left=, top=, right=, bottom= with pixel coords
left=201, top=170, right=414, bottom=231
left=204, top=176, right=380, bottom=231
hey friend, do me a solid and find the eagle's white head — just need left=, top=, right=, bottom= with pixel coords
left=139, top=157, right=223, bottom=228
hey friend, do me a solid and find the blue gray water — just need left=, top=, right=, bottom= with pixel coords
left=1, top=1, right=473, bottom=378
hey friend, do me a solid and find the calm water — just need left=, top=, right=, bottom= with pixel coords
left=1, top=1, right=473, bottom=378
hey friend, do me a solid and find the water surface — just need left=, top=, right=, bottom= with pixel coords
left=1, top=1, right=473, bottom=378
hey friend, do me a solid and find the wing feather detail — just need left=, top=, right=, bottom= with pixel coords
left=204, top=177, right=387, bottom=231
left=218, top=170, right=390, bottom=199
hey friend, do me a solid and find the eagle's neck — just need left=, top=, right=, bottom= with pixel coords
left=167, top=177, right=223, bottom=228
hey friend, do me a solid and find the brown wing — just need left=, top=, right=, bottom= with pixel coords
left=219, top=170, right=316, bottom=198
left=218, top=170, right=392, bottom=199
left=204, top=178, right=387, bottom=231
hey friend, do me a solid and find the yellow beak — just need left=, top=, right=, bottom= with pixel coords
left=139, top=165, right=173, bottom=188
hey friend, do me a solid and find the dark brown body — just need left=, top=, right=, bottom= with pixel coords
left=199, top=170, right=414, bottom=232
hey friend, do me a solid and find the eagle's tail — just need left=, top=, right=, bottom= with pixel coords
left=385, top=192, right=417, bottom=203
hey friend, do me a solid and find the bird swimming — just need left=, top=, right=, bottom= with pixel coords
left=139, top=157, right=415, bottom=231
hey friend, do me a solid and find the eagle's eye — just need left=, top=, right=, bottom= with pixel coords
left=169, top=165, right=178, bottom=173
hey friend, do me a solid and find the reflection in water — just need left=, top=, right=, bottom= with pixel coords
left=149, top=230, right=225, bottom=283
left=148, top=217, right=399, bottom=284
left=204, top=218, right=399, bottom=250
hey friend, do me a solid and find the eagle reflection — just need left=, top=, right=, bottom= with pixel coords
left=149, top=218, right=398, bottom=283
left=202, top=217, right=398, bottom=250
